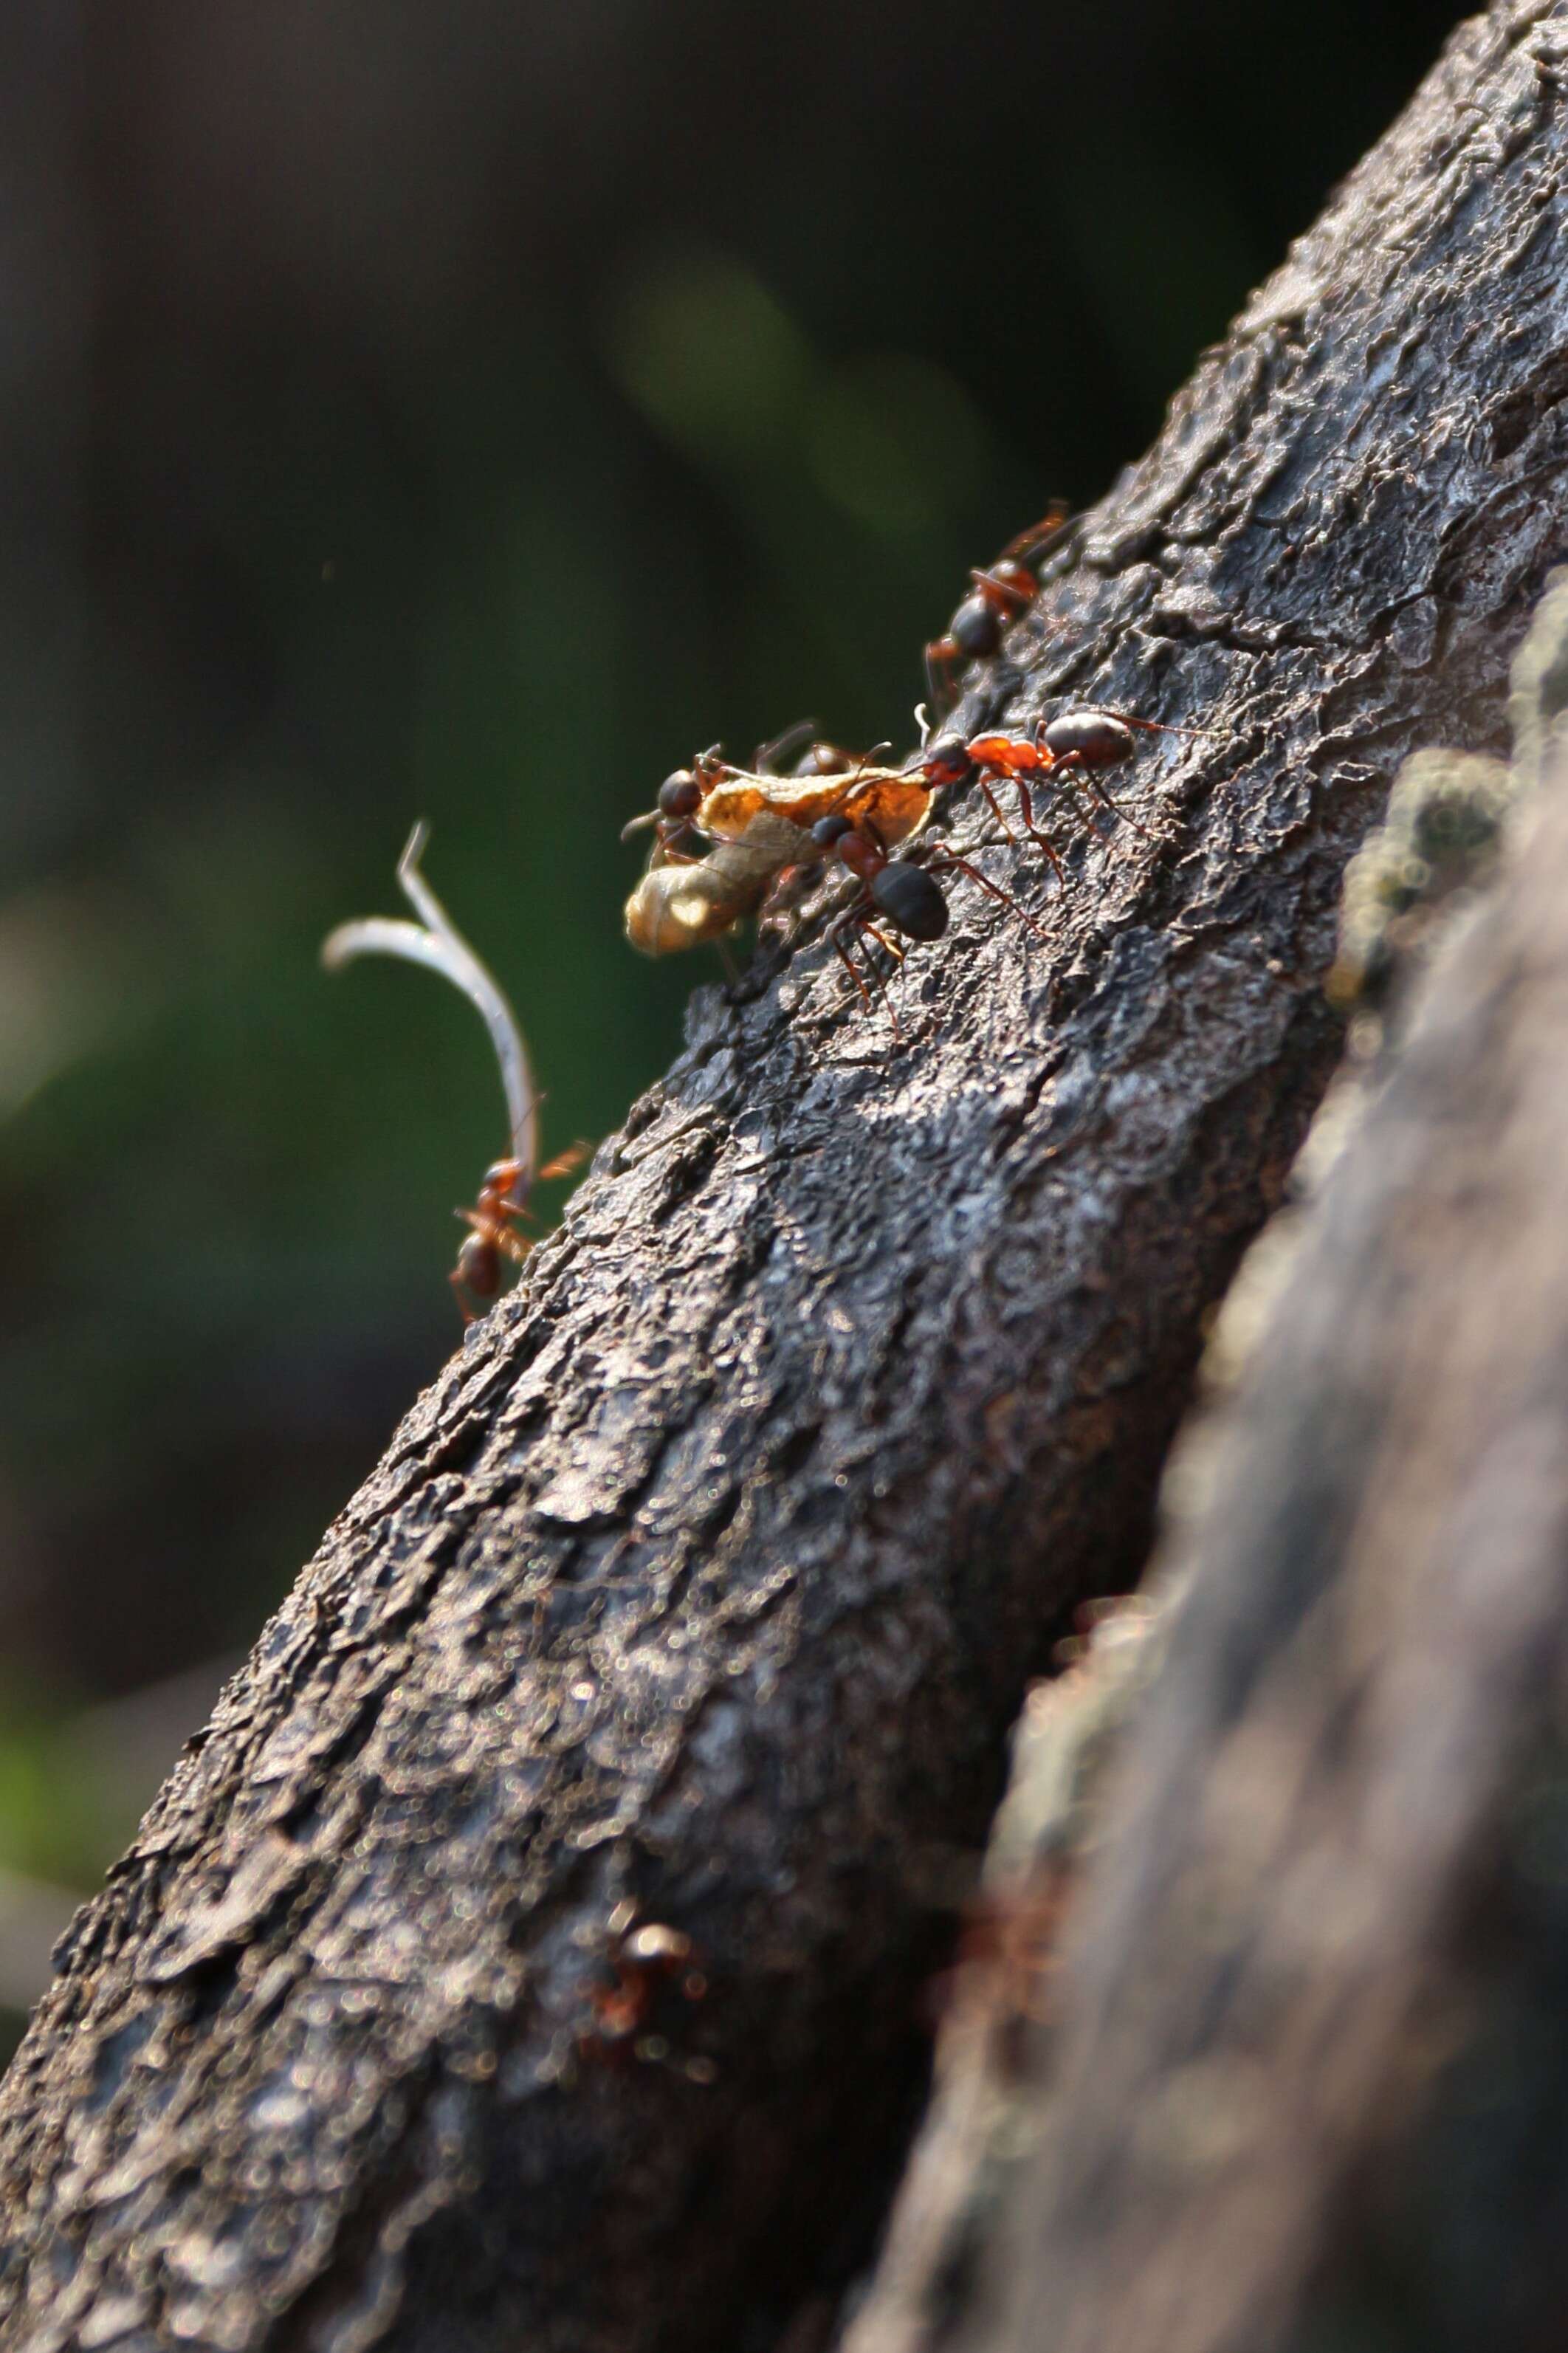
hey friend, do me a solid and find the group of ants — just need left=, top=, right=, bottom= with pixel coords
left=327, top=502, right=1192, bottom=1327
left=324, top=508, right=1187, bottom=2062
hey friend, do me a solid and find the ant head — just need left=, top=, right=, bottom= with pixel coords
left=918, top=736, right=972, bottom=787
left=794, top=741, right=856, bottom=777
left=622, top=1923, right=692, bottom=1971
left=811, top=813, right=854, bottom=849
left=658, top=769, right=702, bottom=819
left=482, top=1156, right=526, bottom=1196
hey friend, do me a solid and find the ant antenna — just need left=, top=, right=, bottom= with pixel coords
left=321, top=822, right=540, bottom=1212
left=753, top=716, right=819, bottom=773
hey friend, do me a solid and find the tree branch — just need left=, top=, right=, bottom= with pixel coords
left=942, top=633, right=1568, bottom=2353
left=4, top=4, right=1568, bottom=2346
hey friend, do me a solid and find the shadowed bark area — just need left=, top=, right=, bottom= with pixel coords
left=949, top=728, right=1568, bottom=2353
left=4, top=4, right=1568, bottom=2346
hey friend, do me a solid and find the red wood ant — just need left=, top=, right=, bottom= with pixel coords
left=323, top=823, right=587, bottom=1322
left=578, top=1914, right=712, bottom=2075
left=450, top=1141, right=588, bottom=1320
left=924, top=503, right=1076, bottom=712
left=909, top=707, right=1195, bottom=879
left=808, top=808, right=1049, bottom=1042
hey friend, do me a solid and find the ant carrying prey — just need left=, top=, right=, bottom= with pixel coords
left=622, top=734, right=1053, bottom=1040
left=323, top=824, right=586, bottom=1321
left=620, top=674, right=1196, bottom=1038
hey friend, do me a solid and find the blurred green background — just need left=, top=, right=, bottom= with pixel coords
left=0, top=0, right=1464, bottom=2050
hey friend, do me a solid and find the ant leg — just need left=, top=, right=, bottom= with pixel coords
left=1053, top=754, right=1155, bottom=840
left=860, top=919, right=907, bottom=965
left=1000, top=772, right=1067, bottom=883
left=845, top=741, right=893, bottom=786
left=537, top=1141, right=591, bottom=1181
left=994, top=501, right=1072, bottom=569
left=929, top=851, right=1051, bottom=944
left=924, top=642, right=957, bottom=713
left=845, top=921, right=904, bottom=1044
left=754, top=718, right=819, bottom=774
left=826, top=907, right=904, bottom=1043
left=1114, top=713, right=1209, bottom=741
left=830, top=929, right=873, bottom=1018
left=449, top=1269, right=479, bottom=1325
left=974, top=773, right=1025, bottom=848
left=715, top=935, right=742, bottom=986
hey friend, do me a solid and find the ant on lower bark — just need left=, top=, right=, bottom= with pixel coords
left=323, top=824, right=585, bottom=1322
left=450, top=1141, right=588, bottom=1319
left=577, top=1911, right=713, bottom=2077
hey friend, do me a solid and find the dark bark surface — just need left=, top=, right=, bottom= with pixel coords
left=949, top=726, right=1568, bottom=2353
left=4, top=4, right=1568, bottom=2347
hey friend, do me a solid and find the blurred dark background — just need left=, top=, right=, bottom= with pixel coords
left=0, top=0, right=1465, bottom=2044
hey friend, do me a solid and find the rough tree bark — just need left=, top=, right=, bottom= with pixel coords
left=938, top=690, right=1568, bottom=2353
left=838, top=582, right=1568, bottom=2353
left=3, top=4, right=1567, bottom=2347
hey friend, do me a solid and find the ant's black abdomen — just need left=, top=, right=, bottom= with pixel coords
left=871, top=860, right=949, bottom=941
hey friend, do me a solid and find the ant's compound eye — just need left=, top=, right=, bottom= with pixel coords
left=1042, top=710, right=1133, bottom=766
left=658, top=770, right=703, bottom=818
left=811, top=813, right=854, bottom=848
left=871, top=861, right=949, bottom=941
left=949, top=594, right=1003, bottom=659
left=457, top=1234, right=501, bottom=1295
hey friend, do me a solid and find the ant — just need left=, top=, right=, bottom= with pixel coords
left=620, top=724, right=858, bottom=869
left=323, top=823, right=587, bottom=1324
left=924, top=504, right=1076, bottom=712
left=805, top=807, right=1050, bottom=1042
left=450, top=1141, right=588, bottom=1321
left=623, top=746, right=928, bottom=959
left=578, top=1914, right=712, bottom=2075
left=910, top=707, right=1196, bottom=879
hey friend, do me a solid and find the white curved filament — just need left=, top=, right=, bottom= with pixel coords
left=321, top=822, right=538, bottom=1209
